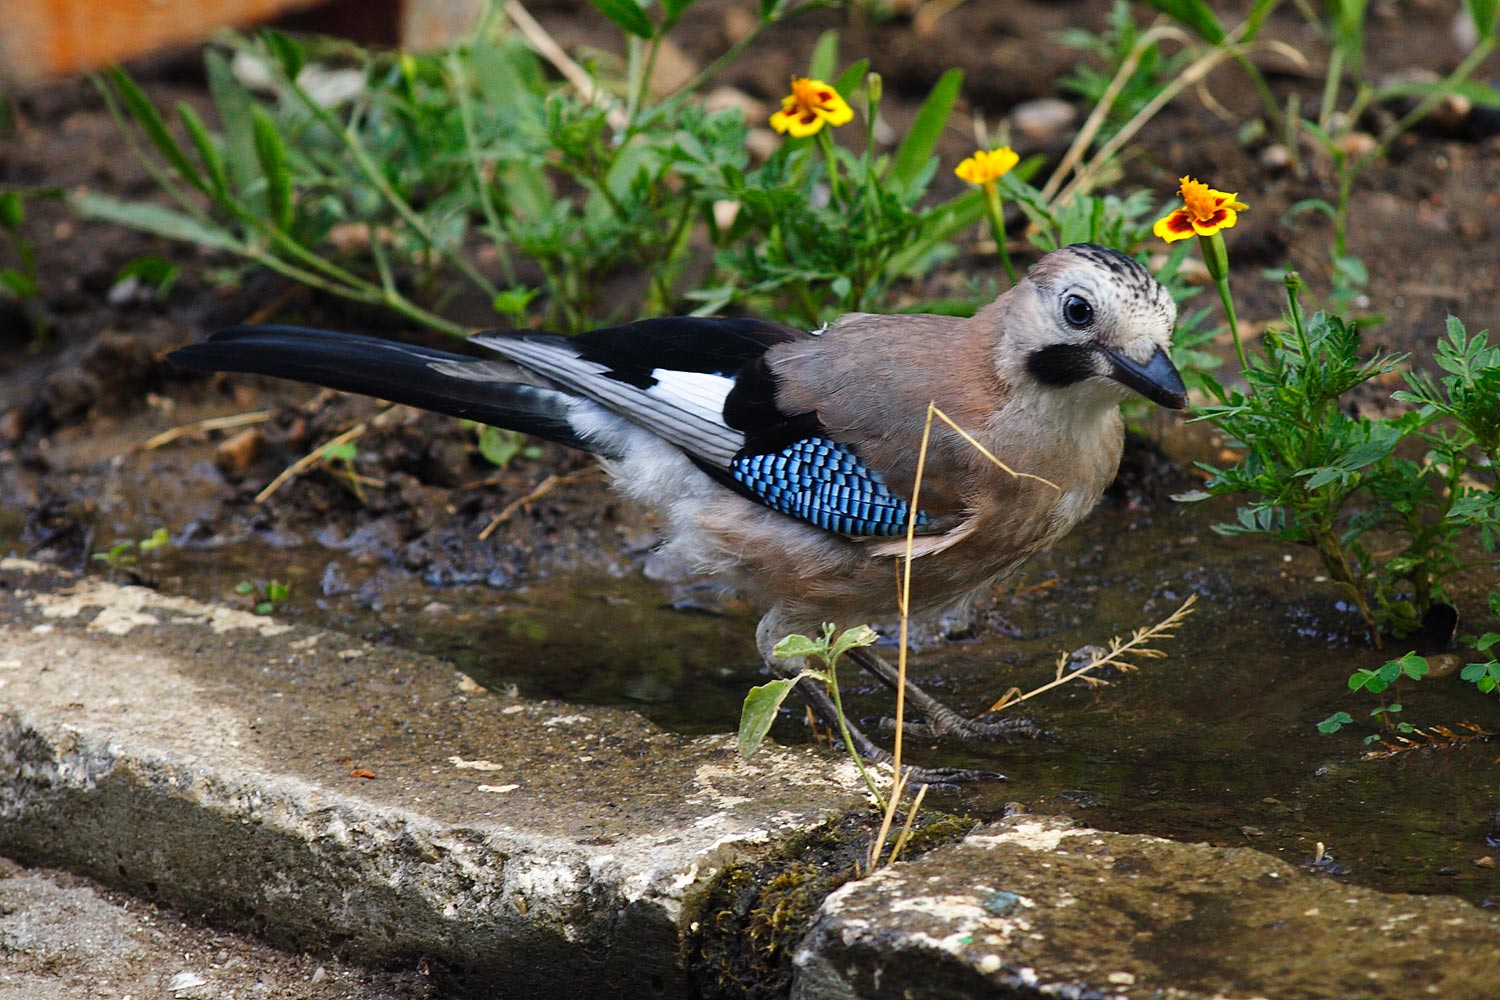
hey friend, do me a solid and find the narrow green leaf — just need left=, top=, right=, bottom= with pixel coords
left=890, top=68, right=963, bottom=188
left=1470, top=0, right=1500, bottom=40
left=205, top=50, right=261, bottom=203
left=1142, top=0, right=1225, bottom=42
left=251, top=105, right=294, bottom=231
left=0, top=190, right=22, bottom=230
left=106, top=67, right=206, bottom=192
left=588, top=0, right=656, bottom=39
left=176, top=103, right=228, bottom=197
left=808, top=30, right=839, bottom=82
left=260, top=29, right=306, bottom=79
left=832, top=59, right=867, bottom=102
left=661, top=0, right=696, bottom=26
left=737, top=677, right=802, bottom=757
left=68, top=191, right=239, bottom=251
left=760, top=0, right=783, bottom=19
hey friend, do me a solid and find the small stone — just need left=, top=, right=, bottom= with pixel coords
left=1259, top=142, right=1292, bottom=171
left=1475, top=856, right=1496, bottom=868
left=169, top=971, right=210, bottom=998
left=214, top=428, right=265, bottom=475
left=1010, top=98, right=1077, bottom=145
left=1335, top=132, right=1378, bottom=158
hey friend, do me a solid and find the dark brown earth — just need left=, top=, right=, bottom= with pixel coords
left=4, top=0, right=1497, bottom=595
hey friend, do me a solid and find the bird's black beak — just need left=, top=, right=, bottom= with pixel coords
left=1104, top=345, right=1187, bottom=409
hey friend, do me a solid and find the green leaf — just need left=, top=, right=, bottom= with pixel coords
left=661, top=0, right=696, bottom=25
left=105, top=67, right=206, bottom=192
left=138, top=527, right=171, bottom=553
left=69, top=191, right=239, bottom=251
left=1142, top=0, right=1225, bottom=42
left=260, top=29, right=306, bottom=79
left=889, top=68, right=963, bottom=190
left=251, top=105, right=294, bottom=232
left=832, top=59, right=868, bottom=104
left=588, top=0, right=656, bottom=38
left=322, top=441, right=359, bottom=462
left=808, top=29, right=839, bottom=82
left=773, top=633, right=824, bottom=659
left=1467, top=0, right=1499, bottom=36
left=1316, top=711, right=1353, bottom=734
left=1394, top=651, right=1429, bottom=680
left=828, top=624, right=879, bottom=661
left=760, top=0, right=783, bottom=19
left=737, top=677, right=802, bottom=757
left=115, top=254, right=181, bottom=297
left=0, top=190, right=22, bottom=230
left=205, top=50, right=261, bottom=202
left=177, top=102, right=229, bottom=196
left=476, top=426, right=524, bottom=468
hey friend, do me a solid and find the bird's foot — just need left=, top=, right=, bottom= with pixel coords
left=891, top=763, right=1006, bottom=789
left=880, top=709, right=1047, bottom=743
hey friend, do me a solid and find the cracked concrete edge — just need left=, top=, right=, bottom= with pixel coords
left=0, top=557, right=869, bottom=997
left=790, top=814, right=1500, bottom=1000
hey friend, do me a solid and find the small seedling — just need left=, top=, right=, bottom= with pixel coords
left=236, top=578, right=290, bottom=615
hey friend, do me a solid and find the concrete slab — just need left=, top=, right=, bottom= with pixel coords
left=0, top=557, right=866, bottom=997
left=791, top=814, right=1500, bottom=1000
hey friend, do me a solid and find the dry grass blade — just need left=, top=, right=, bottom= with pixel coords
left=986, top=593, right=1197, bottom=714
left=1360, top=720, right=1499, bottom=761
left=476, top=466, right=602, bottom=540
left=142, top=410, right=271, bottom=450
left=254, top=401, right=406, bottom=503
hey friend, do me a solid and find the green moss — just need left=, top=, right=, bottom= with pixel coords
left=686, top=809, right=975, bottom=1000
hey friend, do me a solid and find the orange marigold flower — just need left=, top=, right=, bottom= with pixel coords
left=954, top=147, right=1020, bottom=187
left=770, top=77, right=854, bottom=138
left=1153, top=175, right=1248, bottom=243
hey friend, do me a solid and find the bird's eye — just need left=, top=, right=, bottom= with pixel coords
left=1063, top=294, right=1093, bottom=328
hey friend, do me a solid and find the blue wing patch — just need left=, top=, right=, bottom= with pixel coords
left=730, top=437, right=932, bottom=536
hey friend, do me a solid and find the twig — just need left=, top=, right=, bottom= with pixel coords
left=256, top=421, right=369, bottom=503
left=477, top=466, right=599, bottom=540
left=504, top=0, right=627, bottom=131
left=142, top=410, right=271, bottom=451
left=254, top=402, right=407, bottom=503
left=986, top=593, right=1198, bottom=713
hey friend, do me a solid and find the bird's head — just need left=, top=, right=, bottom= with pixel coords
left=994, top=243, right=1185, bottom=410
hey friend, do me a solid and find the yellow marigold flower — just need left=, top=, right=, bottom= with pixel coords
left=770, top=77, right=854, bottom=138
left=954, top=147, right=1019, bottom=187
left=1153, top=175, right=1247, bottom=243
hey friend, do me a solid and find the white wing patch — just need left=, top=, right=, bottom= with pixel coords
left=646, top=369, right=735, bottom=423
left=473, top=335, right=745, bottom=468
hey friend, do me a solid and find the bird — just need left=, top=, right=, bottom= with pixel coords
left=169, top=242, right=1184, bottom=783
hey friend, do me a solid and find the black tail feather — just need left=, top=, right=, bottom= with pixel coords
left=169, top=325, right=590, bottom=452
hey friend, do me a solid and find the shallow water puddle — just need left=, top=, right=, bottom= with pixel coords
left=5, top=455, right=1497, bottom=906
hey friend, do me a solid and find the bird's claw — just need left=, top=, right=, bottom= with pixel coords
left=880, top=713, right=1048, bottom=743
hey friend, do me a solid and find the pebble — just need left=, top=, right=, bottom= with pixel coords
left=1010, top=97, right=1077, bottom=145
left=214, top=427, right=266, bottom=475
left=1259, top=142, right=1292, bottom=172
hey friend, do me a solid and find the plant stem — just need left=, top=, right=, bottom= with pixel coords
left=981, top=182, right=1017, bottom=285
left=823, top=664, right=887, bottom=809
left=815, top=128, right=844, bottom=204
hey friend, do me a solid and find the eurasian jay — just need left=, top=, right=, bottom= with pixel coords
left=169, top=243, right=1184, bottom=782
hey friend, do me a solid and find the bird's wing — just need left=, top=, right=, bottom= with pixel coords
left=474, top=317, right=935, bottom=538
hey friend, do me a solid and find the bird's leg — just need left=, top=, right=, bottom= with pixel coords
left=756, top=613, right=1001, bottom=786
left=845, top=646, right=1046, bottom=743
